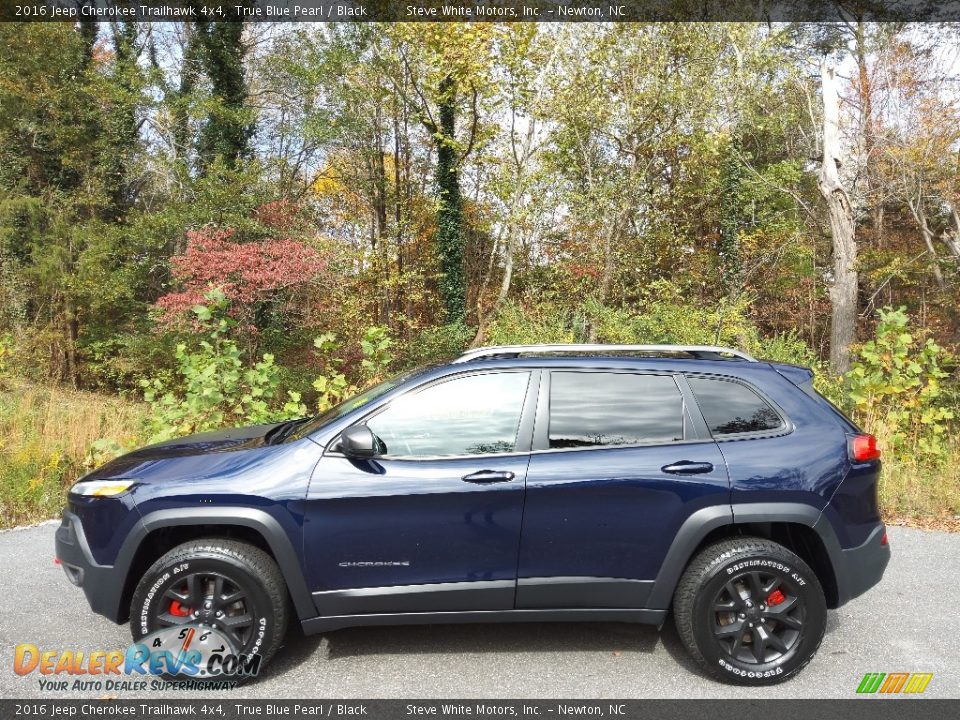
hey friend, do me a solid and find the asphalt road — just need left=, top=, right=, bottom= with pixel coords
left=1, top=523, right=957, bottom=699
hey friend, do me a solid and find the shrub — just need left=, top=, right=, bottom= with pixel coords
left=846, top=307, right=955, bottom=462
left=485, top=301, right=576, bottom=345
left=404, top=322, right=473, bottom=367
left=141, top=289, right=306, bottom=443
left=310, top=326, right=396, bottom=413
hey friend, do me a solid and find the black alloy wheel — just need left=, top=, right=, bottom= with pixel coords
left=156, top=571, right=258, bottom=652
left=673, top=536, right=827, bottom=685
left=711, top=569, right=805, bottom=665
left=130, top=538, right=288, bottom=680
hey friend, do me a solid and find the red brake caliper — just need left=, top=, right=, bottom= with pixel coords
left=169, top=599, right=191, bottom=617
left=766, top=589, right=786, bottom=606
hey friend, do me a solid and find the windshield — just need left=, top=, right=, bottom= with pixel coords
left=289, top=365, right=432, bottom=441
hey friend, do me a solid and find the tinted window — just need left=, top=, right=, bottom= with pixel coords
left=688, top=377, right=783, bottom=435
left=366, top=372, right=530, bottom=457
left=548, top=372, right=684, bottom=449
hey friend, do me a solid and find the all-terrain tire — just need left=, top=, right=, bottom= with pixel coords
left=673, top=536, right=827, bottom=685
left=130, top=538, right=288, bottom=681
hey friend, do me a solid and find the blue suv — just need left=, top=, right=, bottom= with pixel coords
left=55, top=344, right=890, bottom=684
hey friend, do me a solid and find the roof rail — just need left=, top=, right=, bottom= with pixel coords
left=453, top=344, right=758, bottom=364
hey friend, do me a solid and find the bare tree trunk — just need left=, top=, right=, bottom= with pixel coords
left=942, top=205, right=960, bottom=265
left=908, top=196, right=945, bottom=288
left=818, top=58, right=858, bottom=374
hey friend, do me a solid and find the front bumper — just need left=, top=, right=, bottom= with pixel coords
left=54, top=511, right=127, bottom=623
left=835, top=522, right=890, bottom=606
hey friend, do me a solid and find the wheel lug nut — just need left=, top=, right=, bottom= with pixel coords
left=192, top=611, right=199, bottom=618
left=215, top=610, right=223, bottom=618
left=738, top=612, right=746, bottom=619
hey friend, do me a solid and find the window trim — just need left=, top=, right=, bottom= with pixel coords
left=683, top=372, right=794, bottom=441
left=325, top=369, right=540, bottom=461
left=532, top=368, right=701, bottom=454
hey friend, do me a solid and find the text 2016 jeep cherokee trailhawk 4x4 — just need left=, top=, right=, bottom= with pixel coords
left=55, top=344, right=890, bottom=684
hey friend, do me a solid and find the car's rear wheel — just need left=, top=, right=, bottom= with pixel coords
left=130, top=539, right=288, bottom=682
left=673, top=536, right=827, bottom=685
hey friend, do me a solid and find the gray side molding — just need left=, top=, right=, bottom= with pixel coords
left=116, top=507, right=316, bottom=621
left=645, top=502, right=843, bottom=610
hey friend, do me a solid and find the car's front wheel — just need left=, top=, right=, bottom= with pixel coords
left=673, top=536, right=827, bottom=685
left=130, top=539, right=288, bottom=681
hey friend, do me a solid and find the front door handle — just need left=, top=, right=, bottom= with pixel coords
left=661, top=461, right=714, bottom=475
left=462, top=470, right=516, bottom=484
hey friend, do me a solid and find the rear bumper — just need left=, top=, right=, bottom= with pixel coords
left=54, top=511, right=126, bottom=623
left=835, top=522, right=890, bottom=606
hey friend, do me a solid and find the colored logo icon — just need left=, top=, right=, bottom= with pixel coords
left=856, top=672, right=933, bottom=694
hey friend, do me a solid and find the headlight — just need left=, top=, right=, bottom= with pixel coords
left=69, top=479, right=136, bottom=498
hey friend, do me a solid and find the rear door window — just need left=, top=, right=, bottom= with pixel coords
left=548, top=372, right=684, bottom=449
left=687, top=377, right=784, bottom=436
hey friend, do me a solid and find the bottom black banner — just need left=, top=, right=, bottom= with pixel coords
left=3, top=700, right=958, bottom=720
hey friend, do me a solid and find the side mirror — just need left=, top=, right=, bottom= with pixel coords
left=339, top=425, right=378, bottom=458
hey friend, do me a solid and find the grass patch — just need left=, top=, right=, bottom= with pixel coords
left=879, top=451, right=960, bottom=528
left=0, top=381, right=146, bottom=528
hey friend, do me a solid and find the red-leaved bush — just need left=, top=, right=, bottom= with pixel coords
left=155, top=226, right=328, bottom=332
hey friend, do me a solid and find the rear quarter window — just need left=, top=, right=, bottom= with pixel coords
left=687, top=376, right=784, bottom=436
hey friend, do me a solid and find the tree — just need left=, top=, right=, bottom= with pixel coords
left=195, top=10, right=253, bottom=169
left=385, top=25, right=497, bottom=324
left=818, top=57, right=858, bottom=373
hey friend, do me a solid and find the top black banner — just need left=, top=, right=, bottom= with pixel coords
left=2, top=0, right=959, bottom=22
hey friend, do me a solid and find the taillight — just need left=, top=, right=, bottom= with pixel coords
left=850, top=433, right=881, bottom=462
left=880, top=530, right=889, bottom=546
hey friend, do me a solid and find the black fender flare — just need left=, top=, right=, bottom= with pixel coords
left=645, top=502, right=843, bottom=610
left=116, top=507, right=316, bottom=621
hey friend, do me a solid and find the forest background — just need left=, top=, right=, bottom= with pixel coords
left=1, top=18, right=958, bottom=528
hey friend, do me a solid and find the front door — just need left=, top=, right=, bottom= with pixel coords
left=304, top=370, right=537, bottom=616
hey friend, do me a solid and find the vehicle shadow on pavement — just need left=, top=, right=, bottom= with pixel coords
left=292, top=621, right=661, bottom=662
left=246, top=612, right=844, bottom=688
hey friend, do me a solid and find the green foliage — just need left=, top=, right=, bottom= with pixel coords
left=846, top=307, right=955, bottom=461
left=310, top=332, right=351, bottom=413
left=404, top=323, right=474, bottom=367
left=359, top=326, right=395, bottom=383
left=310, top=326, right=395, bottom=413
left=435, top=90, right=466, bottom=324
left=485, top=301, right=577, bottom=345
left=0, top=332, right=10, bottom=379
left=141, top=290, right=306, bottom=443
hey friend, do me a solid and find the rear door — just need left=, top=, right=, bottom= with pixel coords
left=516, top=369, right=729, bottom=609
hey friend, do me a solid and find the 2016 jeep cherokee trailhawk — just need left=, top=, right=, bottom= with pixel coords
left=55, top=344, right=890, bottom=685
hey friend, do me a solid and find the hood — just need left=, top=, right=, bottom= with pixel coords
left=88, top=422, right=283, bottom=480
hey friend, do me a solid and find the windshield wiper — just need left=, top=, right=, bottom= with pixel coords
left=265, top=417, right=311, bottom=445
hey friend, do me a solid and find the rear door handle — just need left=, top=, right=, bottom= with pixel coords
left=661, top=461, right=714, bottom=475
left=462, top=470, right=516, bottom=484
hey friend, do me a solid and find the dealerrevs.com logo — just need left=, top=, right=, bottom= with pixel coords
left=13, top=625, right=260, bottom=691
